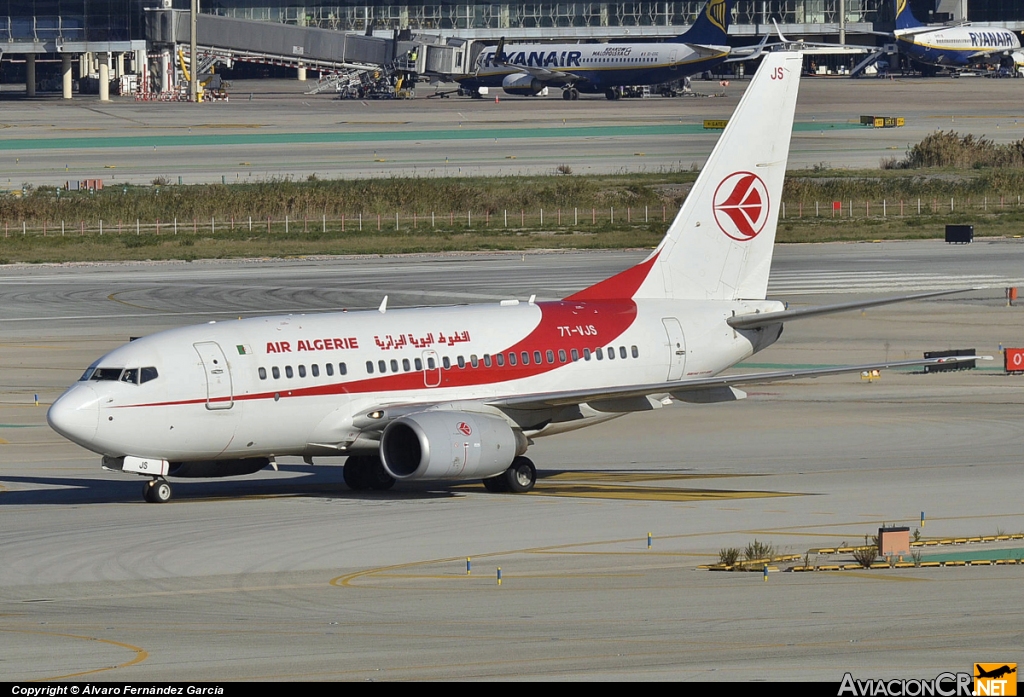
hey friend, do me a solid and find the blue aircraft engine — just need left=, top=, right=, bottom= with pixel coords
left=502, top=73, right=545, bottom=96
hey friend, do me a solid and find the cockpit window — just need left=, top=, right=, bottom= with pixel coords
left=80, top=366, right=158, bottom=384
left=89, top=367, right=124, bottom=381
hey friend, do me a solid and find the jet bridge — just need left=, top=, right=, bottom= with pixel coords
left=145, top=9, right=465, bottom=96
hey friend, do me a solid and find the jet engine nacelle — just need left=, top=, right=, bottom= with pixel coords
left=502, top=73, right=545, bottom=96
left=379, top=411, right=526, bottom=480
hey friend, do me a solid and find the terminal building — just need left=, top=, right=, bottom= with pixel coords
left=2, top=1, right=1023, bottom=98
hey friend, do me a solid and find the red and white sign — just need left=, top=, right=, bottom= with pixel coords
left=457, top=421, right=473, bottom=436
left=713, top=172, right=770, bottom=241
left=1005, top=348, right=1024, bottom=373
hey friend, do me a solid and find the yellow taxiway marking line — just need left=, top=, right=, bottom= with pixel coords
left=833, top=572, right=929, bottom=583
left=106, top=291, right=161, bottom=312
left=374, top=572, right=642, bottom=580
left=541, top=471, right=758, bottom=482
left=0, top=438, right=8, bottom=444
left=0, top=629, right=147, bottom=680
left=527, top=483, right=799, bottom=502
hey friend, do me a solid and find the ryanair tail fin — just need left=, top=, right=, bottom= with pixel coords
left=675, top=0, right=732, bottom=45
left=895, top=0, right=925, bottom=30
left=566, top=52, right=803, bottom=303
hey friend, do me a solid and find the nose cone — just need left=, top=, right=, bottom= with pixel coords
left=47, top=384, right=101, bottom=448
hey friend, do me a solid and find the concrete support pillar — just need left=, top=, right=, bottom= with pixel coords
left=99, top=53, right=110, bottom=101
left=26, top=54, right=36, bottom=97
left=160, top=49, right=172, bottom=93
left=116, top=52, right=125, bottom=78
left=62, top=54, right=73, bottom=99
left=297, top=64, right=307, bottom=81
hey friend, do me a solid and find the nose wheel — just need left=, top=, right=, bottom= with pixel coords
left=143, top=478, right=172, bottom=503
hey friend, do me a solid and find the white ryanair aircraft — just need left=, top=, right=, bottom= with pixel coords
left=49, top=53, right=973, bottom=503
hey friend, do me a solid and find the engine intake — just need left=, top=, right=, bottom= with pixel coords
left=380, top=411, right=525, bottom=480
left=502, top=73, right=545, bottom=96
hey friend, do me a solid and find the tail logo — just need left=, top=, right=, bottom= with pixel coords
left=713, top=171, right=770, bottom=241
left=896, top=0, right=907, bottom=18
left=705, top=0, right=727, bottom=33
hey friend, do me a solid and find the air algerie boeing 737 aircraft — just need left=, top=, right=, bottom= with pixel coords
left=457, top=0, right=733, bottom=100
left=48, top=52, right=976, bottom=504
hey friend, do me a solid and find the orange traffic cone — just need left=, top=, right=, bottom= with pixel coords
left=495, top=96, right=500, bottom=104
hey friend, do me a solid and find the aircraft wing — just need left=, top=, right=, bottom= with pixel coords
left=507, top=64, right=581, bottom=83
left=488, top=355, right=983, bottom=411
left=726, top=288, right=973, bottom=330
left=725, top=34, right=771, bottom=62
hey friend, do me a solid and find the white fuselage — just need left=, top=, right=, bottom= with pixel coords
left=50, top=296, right=782, bottom=463
left=896, top=25, right=1021, bottom=67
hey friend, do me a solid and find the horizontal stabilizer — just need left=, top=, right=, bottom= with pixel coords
left=726, top=288, right=973, bottom=330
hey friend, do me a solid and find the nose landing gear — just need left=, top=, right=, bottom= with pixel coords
left=143, top=478, right=172, bottom=503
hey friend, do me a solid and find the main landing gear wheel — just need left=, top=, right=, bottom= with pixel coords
left=503, top=456, right=537, bottom=493
left=561, top=88, right=580, bottom=100
left=605, top=88, right=620, bottom=101
left=143, top=478, right=172, bottom=503
left=344, top=455, right=395, bottom=491
left=482, top=475, right=509, bottom=493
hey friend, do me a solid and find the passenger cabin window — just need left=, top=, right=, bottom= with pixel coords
left=312, top=364, right=320, bottom=377
left=558, top=349, right=567, bottom=363
left=619, top=346, right=627, bottom=359
left=607, top=347, right=615, bottom=360
left=366, top=361, right=374, bottom=374
left=546, top=350, right=554, bottom=364
left=596, top=348, right=604, bottom=360
left=298, top=365, right=306, bottom=378
left=571, top=349, right=579, bottom=362
left=285, top=366, right=294, bottom=378
left=378, top=360, right=387, bottom=373
left=483, top=354, right=492, bottom=368
left=402, top=358, right=411, bottom=372
left=339, top=363, right=347, bottom=375
left=442, top=357, right=451, bottom=369
left=583, top=348, right=591, bottom=361
left=534, top=351, right=543, bottom=364
left=632, top=346, right=639, bottom=358
left=259, top=367, right=267, bottom=380
left=470, top=355, right=479, bottom=368
left=272, top=367, right=281, bottom=379
left=509, top=353, right=517, bottom=366
left=390, top=359, right=399, bottom=373
left=458, top=356, right=466, bottom=369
